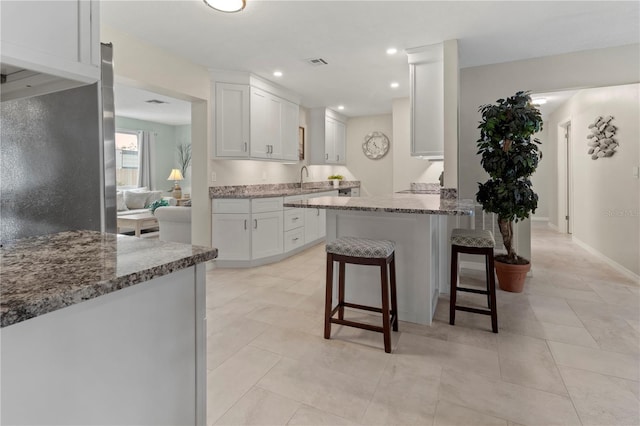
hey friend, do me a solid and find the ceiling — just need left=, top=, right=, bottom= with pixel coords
left=114, top=84, right=191, bottom=125
left=102, top=1, right=639, bottom=119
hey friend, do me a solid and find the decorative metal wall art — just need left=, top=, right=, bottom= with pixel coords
left=587, top=116, right=617, bottom=160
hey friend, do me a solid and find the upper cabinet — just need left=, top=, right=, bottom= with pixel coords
left=212, top=72, right=300, bottom=162
left=309, top=108, right=347, bottom=165
left=0, top=0, right=101, bottom=100
left=406, top=40, right=458, bottom=161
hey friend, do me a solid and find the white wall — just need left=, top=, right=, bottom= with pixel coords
left=459, top=44, right=640, bottom=263
left=548, top=84, right=639, bottom=277
left=175, top=124, right=192, bottom=195
left=530, top=125, right=551, bottom=220
left=392, top=98, right=443, bottom=192
left=344, top=114, right=393, bottom=196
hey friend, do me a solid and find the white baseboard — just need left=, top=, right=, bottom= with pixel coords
left=531, top=217, right=549, bottom=222
left=572, top=237, right=639, bottom=283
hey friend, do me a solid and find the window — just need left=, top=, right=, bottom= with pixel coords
left=115, top=131, right=139, bottom=187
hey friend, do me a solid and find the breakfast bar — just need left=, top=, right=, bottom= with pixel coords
left=285, top=193, right=474, bottom=325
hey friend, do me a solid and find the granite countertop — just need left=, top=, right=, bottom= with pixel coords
left=284, top=193, right=474, bottom=215
left=0, top=230, right=218, bottom=328
left=210, top=181, right=360, bottom=199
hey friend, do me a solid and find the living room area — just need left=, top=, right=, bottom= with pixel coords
left=115, top=84, right=193, bottom=244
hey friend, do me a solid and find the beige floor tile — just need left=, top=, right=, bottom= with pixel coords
left=548, top=341, right=640, bottom=381
left=250, top=327, right=390, bottom=386
left=329, top=322, right=402, bottom=353
left=395, top=331, right=501, bottom=379
left=497, top=332, right=567, bottom=395
left=207, top=346, right=281, bottom=424
left=208, top=296, right=271, bottom=318
left=286, top=405, right=357, bottom=425
left=257, top=357, right=375, bottom=422
left=207, top=317, right=269, bottom=370
left=433, top=400, right=508, bottom=426
left=526, top=294, right=584, bottom=327
left=581, top=317, right=640, bottom=355
left=439, top=368, right=581, bottom=425
left=214, top=387, right=300, bottom=426
left=242, top=287, right=308, bottom=308
left=559, top=366, right=640, bottom=426
left=246, top=305, right=323, bottom=336
left=586, top=280, right=640, bottom=308
left=538, top=321, right=600, bottom=348
left=525, top=281, right=603, bottom=303
left=360, top=355, right=440, bottom=425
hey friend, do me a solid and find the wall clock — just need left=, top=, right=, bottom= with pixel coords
left=362, top=131, right=390, bottom=159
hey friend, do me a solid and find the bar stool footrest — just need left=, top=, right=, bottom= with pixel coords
left=330, top=318, right=384, bottom=333
left=457, top=286, right=490, bottom=295
left=342, top=302, right=382, bottom=313
left=455, top=305, right=493, bottom=316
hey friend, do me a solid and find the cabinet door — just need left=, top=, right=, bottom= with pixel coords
left=0, top=0, right=100, bottom=83
left=324, top=117, right=337, bottom=163
left=281, top=100, right=300, bottom=161
left=334, top=120, right=346, bottom=164
left=266, top=94, right=283, bottom=159
left=250, top=87, right=269, bottom=159
left=215, top=83, right=249, bottom=158
left=252, top=211, right=284, bottom=259
left=304, top=208, right=320, bottom=243
left=212, top=213, right=251, bottom=260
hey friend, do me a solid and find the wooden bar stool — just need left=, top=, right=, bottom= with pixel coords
left=324, top=236, right=398, bottom=353
left=449, top=228, right=498, bottom=333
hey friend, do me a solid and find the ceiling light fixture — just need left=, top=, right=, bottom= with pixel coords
left=273, top=71, right=283, bottom=77
left=338, top=105, right=345, bottom=110
left=203, top=0, right=246, bottom=13
left=386, top=47, right=398, bottom=55
left=532, top=98, right=547, bottom=105
left=390, top=82, right=399, bottom=88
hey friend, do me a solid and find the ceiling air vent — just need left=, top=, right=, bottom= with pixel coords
left=145, top=99, right=168, bottom=104
left=306, top=58, right=329, bottom=66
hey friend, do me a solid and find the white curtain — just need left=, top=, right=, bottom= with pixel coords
left=137, top=130, right=153, bottom=188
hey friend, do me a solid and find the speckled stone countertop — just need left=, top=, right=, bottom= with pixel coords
left=0, top=231, right=218, bottom=328
left=210, top=181, right=360, bottom=199
left=284, top=193, right=474, bottom=215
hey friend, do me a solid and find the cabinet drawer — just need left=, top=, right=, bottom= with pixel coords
left=283, top=194, right=305, bottom=210
left=284, top=208, right=305, bottom=231
left=251, top=197, right=283, bottom=213
left=212, top=198, right=250, bottom=214
left=284, top=228, right=305, bottom=252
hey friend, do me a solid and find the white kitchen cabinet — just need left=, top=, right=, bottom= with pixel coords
left=309, top=108, right=347, bottom=165
left=251, top=211, right=283, bottom=258
left=212, top=213, right=251, bottom=260
left=304, top=190, right=337, bottom=241
left=215, top=83, right=250, bottom=158
left=406, top=40, right=458, bottom=161
left=212, top=73, right=300, bottom=162
left=282, top=99, right=301, bottom=161
left=0, top=0, right=100, bottom=85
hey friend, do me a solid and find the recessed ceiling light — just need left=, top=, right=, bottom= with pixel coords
left=532, top=98, right=547, bottom=105
left=273, top=71, right=283, bottom=77
left=386, top=47, right=398, bottom=55
left=203, top=0, right=246, bottom=13
left=337, top=105, right=345, bottom=110
left=390, top=82, right=399, bottom=88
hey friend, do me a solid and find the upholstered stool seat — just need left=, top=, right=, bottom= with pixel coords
left=325, top=236, right=398, bottom=353
left=450, top=228, right=498, bottom=333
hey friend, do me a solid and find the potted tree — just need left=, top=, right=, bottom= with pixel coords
left=475, top=91, right=543, bottom=292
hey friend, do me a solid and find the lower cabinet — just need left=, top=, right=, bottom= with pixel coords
left=212, top=190, right=339, bottom=266
left=251, top=210, right=284, bottom=258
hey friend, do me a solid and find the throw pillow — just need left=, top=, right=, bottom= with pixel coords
left=116, top=192, right=128, bottom=211
left=146, top=190, right=163, bottom=207
left=124, top=190, right=150, bottom=209
left=148, top=198, right=169, bottom=213
left=129, top=187, right=149, bottom=192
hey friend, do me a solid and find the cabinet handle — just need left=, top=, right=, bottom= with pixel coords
left=325, top=153, right=328, bottom=160
left=292, top=217, right=298, bottom=221
left=254, top=219, right=258, bottom=229
left=244, top=219, right=247, bottom=230
left=270, top=145, right=273, bottom=154
left=316, top=208, right=320, bottom=216
left=244, top=142, right=247, bottom=152
left=292, top=237, right=299, bottom=242
left=337, top=154, right=340, bottom=161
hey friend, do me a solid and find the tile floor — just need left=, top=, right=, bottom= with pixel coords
left=205, top=223, right=639, bottom=425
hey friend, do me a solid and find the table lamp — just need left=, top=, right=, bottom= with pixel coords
left=167, top=169, right=184, bottom=199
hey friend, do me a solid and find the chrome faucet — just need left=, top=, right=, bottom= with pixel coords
left=300, top=165, right=309, bottom=187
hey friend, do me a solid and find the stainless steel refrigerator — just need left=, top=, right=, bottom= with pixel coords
left=0, top=43, right=116, bottom=242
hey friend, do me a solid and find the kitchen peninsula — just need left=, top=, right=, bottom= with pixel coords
left=1, top=231, right=217, bottom=425
left=285, top=193, right=474, bottom=325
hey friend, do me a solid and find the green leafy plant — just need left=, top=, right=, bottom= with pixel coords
left=177, top=143, right=192, bottom=177
left=148, top=198, right=169, bottom=214
left=476, top=91, right=543, bottom=265
left=328, top=174, right=344, bottom=180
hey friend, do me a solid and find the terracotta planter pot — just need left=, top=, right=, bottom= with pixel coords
left=494, top=260, right=531, bottom=293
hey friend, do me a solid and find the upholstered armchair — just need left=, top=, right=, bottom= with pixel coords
left=154, top=206, right=191, bottom=244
